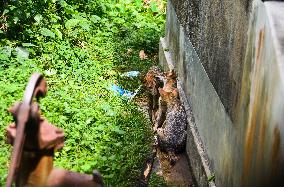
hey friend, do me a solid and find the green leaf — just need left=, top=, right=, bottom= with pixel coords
left=13, top=17, right=19, bottom=24
left=112, top=126, right=125, bottom=135
left=44, top=69, right=57, bottom=76
left=9, top=6, right=16, bottom=11
left=40, top=28, right=55, bottom=38
left=150, top=1, right=159, bottom=12
left=0, top=46, right=12, bottom=57
left=15, top=47, right=29, bottom=59
left=86, top=118, right=93, bottom=125
left=135, top=0, right=142, bottom=7
left=90, top=15, right=101, bottom=23
left=54, top=28, right=62, bottom=39
left=101, top=103, right=111, bottom=112
left=208, top=174, right=215, bottom=182
left=3, top=9, right=9, bottom=15
left=26, top=12, right=31, bottom=18
left=3, top=84, right=19, bottom=93
left=81, top=164, right=91, bottom=172
left=65, top=19, right=80, bottom=29
left=22, top=43, right=36, bottom=47
left=34, top=14, right=43, bottom=23
left=79, top=22, right=90, bottom=31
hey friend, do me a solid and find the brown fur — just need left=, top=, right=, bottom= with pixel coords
left=143, top=66, right=164, bottom=122
left=153, top=70, right=178, bottom=131
left=163, top=69, right=177, bottom=92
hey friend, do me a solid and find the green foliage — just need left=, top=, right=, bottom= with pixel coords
left=148, top=173, right=168, bottom=187
left=208, top=174, right=215, bottom=182
left=0, top=0, right=166, bottom=186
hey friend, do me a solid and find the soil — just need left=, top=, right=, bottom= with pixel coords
left=154, top=149, right=196, bottom=187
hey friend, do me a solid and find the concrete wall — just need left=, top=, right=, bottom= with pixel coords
left=168, top=0, right=251, bottom=120
left=159, top=0, right=284, bottom=186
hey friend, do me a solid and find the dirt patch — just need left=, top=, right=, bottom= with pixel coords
left=153, top=148, right=196, bottom=187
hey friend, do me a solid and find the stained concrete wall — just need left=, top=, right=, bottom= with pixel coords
left=159, top=0, right=284, bottom=186
left=168, top=0, right=251, bottom=120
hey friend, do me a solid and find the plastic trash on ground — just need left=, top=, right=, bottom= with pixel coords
left=110, top=84, right=134, bottom=98
left=110, top=84, right=142, bottom=101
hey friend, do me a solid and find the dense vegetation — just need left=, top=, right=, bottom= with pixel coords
left=0, top=0, right=166, bottom=186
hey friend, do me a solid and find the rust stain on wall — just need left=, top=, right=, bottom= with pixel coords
left=242, top=28, right=265, bottom=187
left=270, top=126, right=280, bottom=178
left=256, top=29, right=264, bottom=62
left=255, top=110, right=267, bottom=163
left=255, top=93, right=269, bottom=184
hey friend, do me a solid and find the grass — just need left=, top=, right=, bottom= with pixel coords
left=149, top=173, right=169, bottom=187
left=0, top=0, right=166, bottom=186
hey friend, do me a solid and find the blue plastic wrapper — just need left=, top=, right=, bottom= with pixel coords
left=110, top=84, right=134, bottom=98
